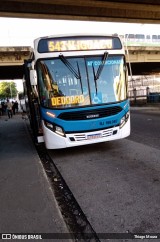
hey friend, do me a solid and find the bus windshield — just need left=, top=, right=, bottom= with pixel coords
left=37, top=55, right=127, bottom=108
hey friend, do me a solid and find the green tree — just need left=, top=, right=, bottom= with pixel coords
left=0, top=81, right=18, bottom=99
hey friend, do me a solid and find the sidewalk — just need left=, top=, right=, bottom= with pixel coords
left=0, top=113, right=70, bottom=240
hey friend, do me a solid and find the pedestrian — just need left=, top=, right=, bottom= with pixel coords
left=1, top=101, right=6, bottom=115
left=15, top=100, right=19, bottom=113
left=12, top=101, right=16, bottom=115
left=6, top=99, right=13, bottom=118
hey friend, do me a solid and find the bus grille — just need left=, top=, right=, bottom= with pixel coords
left=58, top=106, right=122, bottom=121
left=69, top=128, right=115, bottom=142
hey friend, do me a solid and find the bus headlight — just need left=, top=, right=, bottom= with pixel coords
left=120, top=111, right=130, bottom=129
left=55, top=125, right=65, bottom=136
left=45, top=121, right=54, bottom=130
left=44, top=121, right=65, bottom=137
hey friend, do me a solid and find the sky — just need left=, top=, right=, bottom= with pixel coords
left=0, top=17, right=160, bottom=91
left=0, top=17, right=160, bottom=47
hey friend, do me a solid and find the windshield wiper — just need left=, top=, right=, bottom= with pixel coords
left=95, top=51, right=108, bottom=81
left=59, top=54, right=83, bottom=93
left=77, top=62, right=83, bottom=93
left=92, top=51, right=108, bottom=94
left=92, top=63, right=98, bottom=94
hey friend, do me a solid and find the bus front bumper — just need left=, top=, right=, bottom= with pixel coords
left=42, top=117, right=130, bottom=149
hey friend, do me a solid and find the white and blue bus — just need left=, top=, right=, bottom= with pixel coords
left=24, top=34, right=130, bottom=149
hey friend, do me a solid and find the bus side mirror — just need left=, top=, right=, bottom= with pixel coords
left=30, top=70, right=37, bottom=86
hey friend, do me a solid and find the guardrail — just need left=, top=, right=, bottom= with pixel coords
left=128, top=88, right=160, bottom=105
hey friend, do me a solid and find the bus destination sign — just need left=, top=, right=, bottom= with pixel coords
left=38, top=36, right=122, bottom=53
left=47, top=39, right=113, bottom=52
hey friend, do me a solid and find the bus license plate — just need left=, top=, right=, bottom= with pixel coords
left=87, top=133, right=102, bottom=140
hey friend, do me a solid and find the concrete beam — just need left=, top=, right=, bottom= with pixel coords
left=126, top=46, right=160, bottom=63
left=0, top=46, right=32, bottom=66
left=0, top=0, right=160, bottom=23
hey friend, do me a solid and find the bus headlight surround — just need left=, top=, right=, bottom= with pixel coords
left=120, top=111, right=130, bottom=129
left=44, top=121, right=65, bottom=137
left=55, top=125, right=65, bottom=136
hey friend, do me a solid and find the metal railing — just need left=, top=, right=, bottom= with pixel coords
left=128, top=87, right=160, bottom=104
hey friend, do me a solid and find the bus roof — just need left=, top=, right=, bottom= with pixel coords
left=34, top=33, right=119, bottom=42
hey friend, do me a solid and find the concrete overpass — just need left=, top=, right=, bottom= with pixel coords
left=126, top=46, right=160, bottom=75
left=0, top=44, right=160, bottom=79
left=0, top=46, right=32, bottom=79
left=1, top=0, right=160, bottom=24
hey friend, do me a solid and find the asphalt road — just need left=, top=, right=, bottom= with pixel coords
left=129, top=108, right=160, bottom=149
left=49, top=107, right=160, bottom=241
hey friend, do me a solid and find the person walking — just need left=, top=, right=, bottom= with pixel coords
left=12, top=101, right=16, bottom=115
left=14, top=100, right=19, bottom=113
left=6, top=99, right=13, bottom=118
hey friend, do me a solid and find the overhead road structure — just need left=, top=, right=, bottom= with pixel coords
left=0, top=45, right=160, bottom=79
left=0, top=46, right=32, bottom=80
left=1, top=0, right=160, bottom=24
left=126, top=46, right=160, bottom=75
